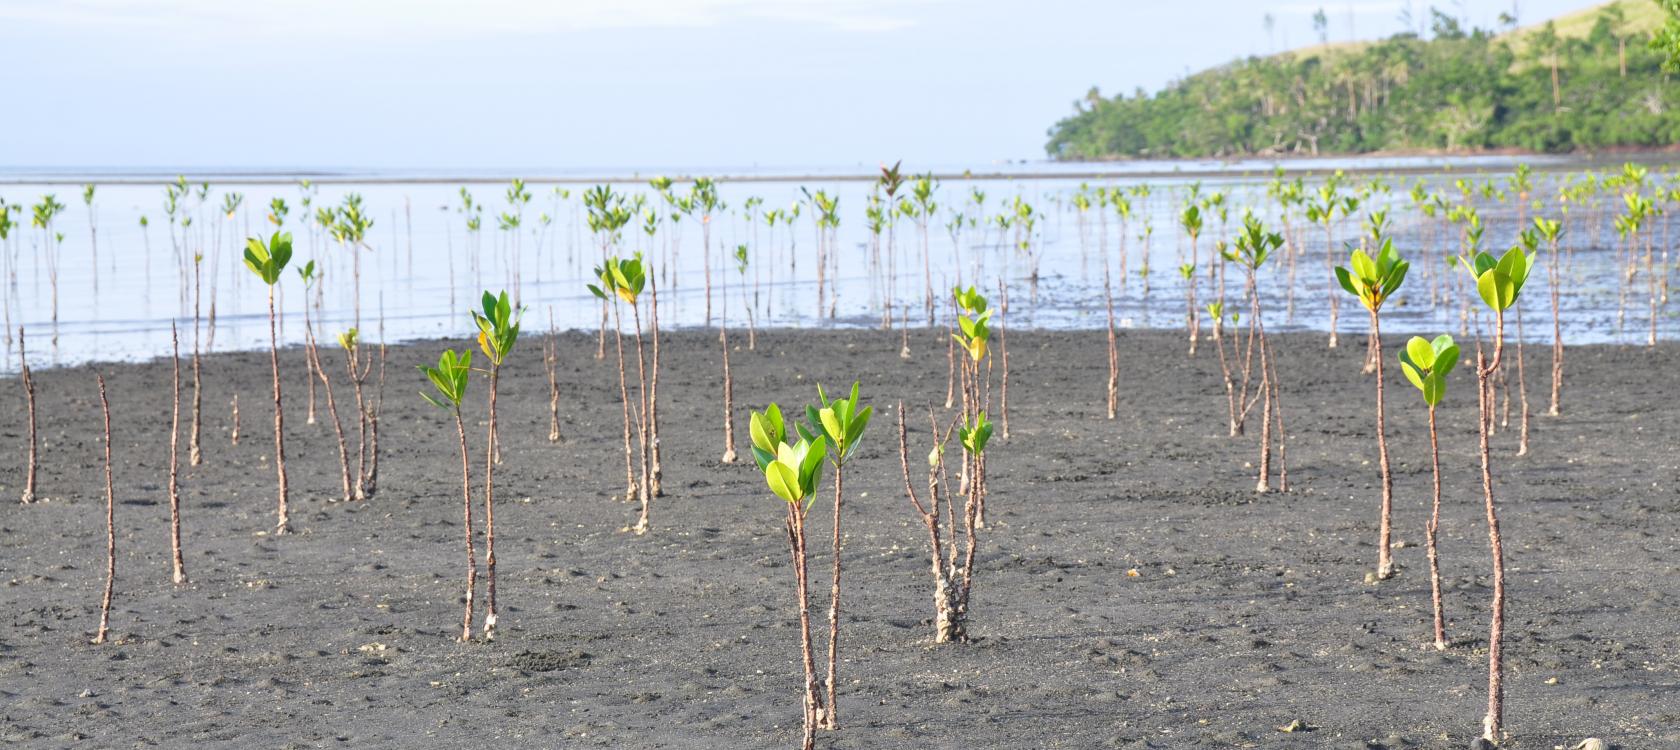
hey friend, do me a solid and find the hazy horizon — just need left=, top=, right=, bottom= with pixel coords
left=2, top=0, right=1604, bottom=170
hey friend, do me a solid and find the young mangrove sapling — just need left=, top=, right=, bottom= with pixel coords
left=1457, top=244, right=1535, bottom=743
left=419, top=348, right=477, bottom=642
left=803, top=382, right=871, bottom=729
left=1334, top=240, right=1409, bottom=580
left=1398, top=335, right=1460, bottom=651
left=471, top=290, right=521, bottom=639
left=748, top=403, right=828, bottom=750
left=242, top=231, right=293, bottom=535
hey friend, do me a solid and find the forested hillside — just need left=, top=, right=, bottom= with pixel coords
left=1046, top=1, right=1680, bottom=159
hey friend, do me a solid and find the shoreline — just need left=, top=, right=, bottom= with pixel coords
left=5, top=149, right=1680, bottom=186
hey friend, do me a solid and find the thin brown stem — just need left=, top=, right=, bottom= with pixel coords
left=19, top=327, right=36, bottom=504
left=268, top=288, right=289, bottom=536
left=823, top=465, right=843, bottom=729
left=92, top=373, right=115, bottom=645
left=483, top=364, right=501, bottom=640
left=169, top=324, right=187, bottom=584
left=1373, top=309, right=1393, bottom=580
left=1427, top=406, right=1446, bottom=650
left=455, top=408, right=477, bottom=643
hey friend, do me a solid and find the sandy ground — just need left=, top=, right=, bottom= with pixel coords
left=1, top=327, right=1677, bottom=749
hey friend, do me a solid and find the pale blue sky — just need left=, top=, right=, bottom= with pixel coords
left=0, top=0, right=1601, bottom=170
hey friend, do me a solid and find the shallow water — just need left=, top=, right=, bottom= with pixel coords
left=1, top=155, right=1676, bottom=372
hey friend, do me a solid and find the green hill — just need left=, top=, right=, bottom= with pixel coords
left=1046, top=1, right=1680, bottom=159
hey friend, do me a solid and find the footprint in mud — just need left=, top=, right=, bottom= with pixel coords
left=505, top=649, right=591, bottom=673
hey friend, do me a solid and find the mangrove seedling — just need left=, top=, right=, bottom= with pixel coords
left=1180, top=203, right=1203, bottom=355
left=83, top=185, right=99, bottom=294
left=471, top=290, right=521, bottom=639
left=1534, top=216, right=1565, bottom=415
left=1457, top=243, right=1534, bottom=743
left=1335, top=240, right=1409, bottom=580
left=1398, top=334, right=1460, bottom=651
left=302, top=274, right=354, bottom=505
left=749, top=403, right=829, bottom=750
left=804, top=382, right=872, bottom=730
left=896, top=404, right=976, bottom=644
left=338, top=328, right=375, bottom=499
left=242, top=231, right=293, bottom=535
left=420, top=348, right=477, bottom=642
left=1224, top=215, right=1289, bottom=491
left=735, top=244, right=756, bottom=349
left=588, top=255, right=653, bottom=531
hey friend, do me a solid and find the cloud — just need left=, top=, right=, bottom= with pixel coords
left=0, top=0, right=931, bottom=36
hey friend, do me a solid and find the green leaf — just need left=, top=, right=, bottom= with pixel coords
left=1432, top=340, right=1460, bottom=380
left=819, top=408, right=844, bottom=449
left=766, top=461, right=800, bottom=504
left=1405, top=336, right=1436, bottom=370
left=1398, top=353, right=1427, bottom=394
left=1422, top=372, right=1446, bottom=407
left=1350, top=250, right=1376, bottom=282
left=1333, top=266, right=1359, bottom=297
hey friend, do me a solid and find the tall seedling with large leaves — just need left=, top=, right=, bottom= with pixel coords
left=472, top=290, right=521, bottom=639
left=242, top=232, right=293, bottom=535
left=804, top=383, right=871, bottom=730
left=1397, top=335, right=1460, bottom=652
left=588, top=255, right=654, bottom=531
left=1458, top=244, right=1534, bottom=743
left=420, top=349, right=478, bottom=642
left=749, top=405, right=828, bottom=750
left=1335, top=240, right=1408, bottom=580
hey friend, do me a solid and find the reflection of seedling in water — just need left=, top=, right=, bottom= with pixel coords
left=471, top=290, right=522, bottom=640
left=1397, top=334, right=1460, bottom=652
left=749, top=403, right=829, bottom=750
left=242, top=231, right=294, bottom=535
left=802, top=382, right=871, bottom=730
left=419, top=348, right=478, bottom=642
left=1455, top=243, right=1534, bottom=744
left=1335, top=240, right=1408, bottom=581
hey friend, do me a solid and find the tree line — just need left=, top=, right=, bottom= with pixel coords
left=1048, top=3, right=1680, bottom=159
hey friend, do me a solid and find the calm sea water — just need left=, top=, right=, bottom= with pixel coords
left=1, top=154, right=1675, bottom=372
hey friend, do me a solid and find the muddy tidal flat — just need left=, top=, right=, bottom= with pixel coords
left=2, top=328, right=1677, bottom=749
